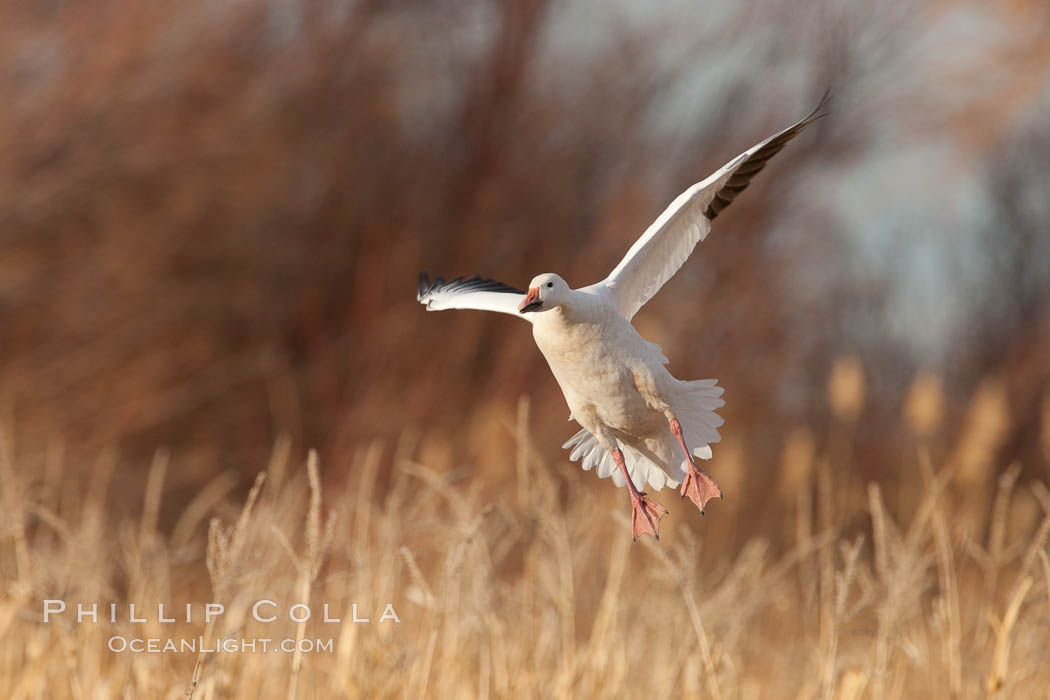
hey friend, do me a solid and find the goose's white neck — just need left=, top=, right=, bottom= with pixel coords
left=530, top=288, right=614, bottom=336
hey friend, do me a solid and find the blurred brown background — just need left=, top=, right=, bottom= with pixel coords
left=1, top=0, right=1048, bottom=521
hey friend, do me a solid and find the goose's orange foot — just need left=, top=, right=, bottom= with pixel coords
left=630, top=492, right=669, bottom=541
left=680, top=466, right=722, bottom=514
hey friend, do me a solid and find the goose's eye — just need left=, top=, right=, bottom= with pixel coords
left=546, top=282, right=553, bottom=288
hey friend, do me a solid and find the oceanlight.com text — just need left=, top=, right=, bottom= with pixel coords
left=108, top=636, right=336, bottom=654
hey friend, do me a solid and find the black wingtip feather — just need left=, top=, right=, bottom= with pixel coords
left=416, top=272, right=524, bottom=302
left=704, top=90, right=830, bottom=221
left=809, top=88, right=833, bottom=122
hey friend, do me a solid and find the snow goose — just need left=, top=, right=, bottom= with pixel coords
left=418, top=94, right=828, bottom=539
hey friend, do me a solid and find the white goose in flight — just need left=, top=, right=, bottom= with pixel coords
left=418, top=95, right=828, bottom=540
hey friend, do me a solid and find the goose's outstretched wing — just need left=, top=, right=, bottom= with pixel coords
left=587, top=92, right=829, bottom=321
left=417, top=273, right=530, bottom=320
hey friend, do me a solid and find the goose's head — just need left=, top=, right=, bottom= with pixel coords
left=518, top=273, right=570, bottom=314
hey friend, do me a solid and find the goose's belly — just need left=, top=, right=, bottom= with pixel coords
left=534, top=326, right=663, bottom=437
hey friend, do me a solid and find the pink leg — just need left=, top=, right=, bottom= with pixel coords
left=669, top=417, right=722, bottom=514
left=611, top=448, right=668, bottom=541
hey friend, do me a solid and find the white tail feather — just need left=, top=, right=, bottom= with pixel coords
left=563, top=430, right=672, bottom=491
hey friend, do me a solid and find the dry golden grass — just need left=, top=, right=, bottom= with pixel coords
left=2, top=367, right=1050, bottom=699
